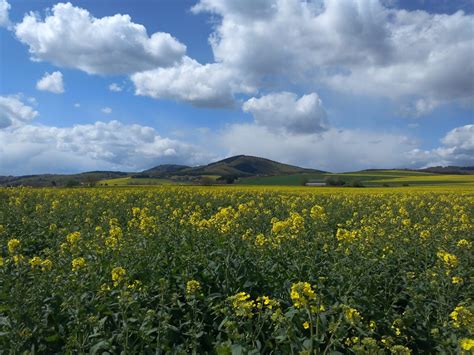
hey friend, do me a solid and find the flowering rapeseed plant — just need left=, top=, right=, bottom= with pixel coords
left=0, top=185, right=471, bottom=353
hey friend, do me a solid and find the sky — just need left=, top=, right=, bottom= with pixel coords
left=0, top=0, right=473, bottom=175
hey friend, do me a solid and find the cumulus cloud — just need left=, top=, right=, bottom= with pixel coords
left=0, top=95, right=38, bottom=128
left=218, top=123, right=417, bottom=172
left=101, top=107, right=112, bottom=114
left=109, top=83, right=123, bottom=92
left=0, top=0, right=10, bottom=28
left=0, top=120, right=210, bottom=175
left=131, top=56, right=253, bottom=107
left=194, top=0, right=474, bottom=114
left=36, top=71, right=65, bottom=94
left=409, top=125, right=474, bottom=167
left=243, top=92, right=328, bottom=134
left=15, top=2, right=186, bottom=75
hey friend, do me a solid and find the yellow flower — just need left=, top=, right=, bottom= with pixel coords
left=303, top=321, right=310, bottom=329
left=290, top=282, right=316, bottom=309
left=401, top=219, right=411, bottom=227
left=7, top=238, right=20, bottom=254
left=344, top=306, right=363, bottom=323
left=100, top=283, right=111, bottom=292
left=459, top=338, right=474, bottom=351
left=389, top=345, right=411, bottom=354
left=255, top=233, right=266, bottom=246
left=228, top=292, right=255, bottom=318
left=111, top=266, right=126, bottom=286
left=437, top=250, right=458, bottom=268
left=336, top=228, right=357, bottom=243
left=452, top=276, right=463, bottom=285
left=105, top=236, right=118, bottom=249
left=186, top=280, right=201, bottom=295
left=66, top=231, right=81, bottom=245
left=457, top=239, right=472, bottom=248
left=450, top=305, right=474, bottom=331
left=310, top=205, right=326, bottom=220
left=419, top=230, right=430, bottom=239
left=41, top=259, right=53, bottom=271
left=13, top=254, right=25, bottom=264
left=256, top=296, right=279, bottom=311
left=127, top=280, right=143, bottom=291
left=29, top=256, right=42, bottom=269
left=72, top=257, right=86, bottom=271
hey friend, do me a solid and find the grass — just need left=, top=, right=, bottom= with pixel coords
left=238, top=170, right=473, bottom=187
left=98, top=177, right=174, bottom=186
left=371, top=174, right=474, bottom=186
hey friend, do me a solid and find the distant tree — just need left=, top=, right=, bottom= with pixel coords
left=325, top=176, right=346, bottom=186
left=348, top=180, right=365, bottom=188
left=65, top=179, right=80, bottom=188
left=51, top=181, right=57, bottom=187
left=217, top=175, right=236, bottom=184
left=200, top=176, right=214, bottom=186
left=84, top=175, right=99, bottom=187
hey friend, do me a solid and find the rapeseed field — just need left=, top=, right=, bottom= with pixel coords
left=0, top=186, right=472, bottom=353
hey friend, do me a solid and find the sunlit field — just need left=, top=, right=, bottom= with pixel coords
left=0, top=186, right=472, bottom=353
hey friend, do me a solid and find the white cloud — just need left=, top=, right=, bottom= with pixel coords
left=0, top=120, right=210, bottom=175
left=243, top=92, right=328, bottom=134
left=36, top=71, right=65, bottom=94
left=109, top=83, right=123, bottom=92
left=131, top=56, right=253, bottom=107
left=0, top=0, right=10, bottom=28
left=399, top=98, right=440, bottom=117
left=409, top=125, right=474, bottom=167
left=218, top=123, right=417, bottom=172
left=0, top=95, right=38, bottom=129
left=194, top=0, right=474, bottom=114
left=101, top=107, right=112, bottom=114
left=15, top=2, right=186, bottom=75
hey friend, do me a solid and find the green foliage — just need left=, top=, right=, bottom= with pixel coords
left=0, top=186, right=472, bottom=353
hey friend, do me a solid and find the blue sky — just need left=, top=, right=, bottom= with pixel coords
left=0, top=0, right=473, bottom=174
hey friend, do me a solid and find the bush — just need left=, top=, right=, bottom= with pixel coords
left=65, top=179, right=80, bottom=188
left=348, top=180, right=365, bottom=188
left=325, top=176, right=346, bottom=186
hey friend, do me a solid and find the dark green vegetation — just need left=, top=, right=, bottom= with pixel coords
left=178, top=155, right=323, bottom=177
left=0, top=187, right=472, bottom=353
left=0, top=171, right=129, bottom=188
left=239, top=170, right=474, bottom=187
left=0, top=156, right=323, bottom=187
left=1, top=155, right=473, bottom=187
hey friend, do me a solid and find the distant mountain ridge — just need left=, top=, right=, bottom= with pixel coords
left=142, top=164, right=190, bottom=175
left=416, top=166, right=474, bottom=175
left=176, top=155, right=323, bottom=177
left=1, top=155, right=472, bottom=187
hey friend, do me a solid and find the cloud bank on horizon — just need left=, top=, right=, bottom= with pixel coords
left=0, top=0, right=473, bottom=174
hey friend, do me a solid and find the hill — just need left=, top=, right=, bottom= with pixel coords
left=141, top=164, right=190, bottom=177
left=0, top=171, right=129, bottom=187
left=416, top=166, right=474, bottom=175
left=0, top=155, right=323, bottom=186
left=176, top=155, right=324, bottom=177
left=2, top=157, right=473, bottom=187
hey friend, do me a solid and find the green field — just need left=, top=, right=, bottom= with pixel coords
left=98, top=177, right=175, bottom=186
left=239, top=170, right=474, bottom=187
